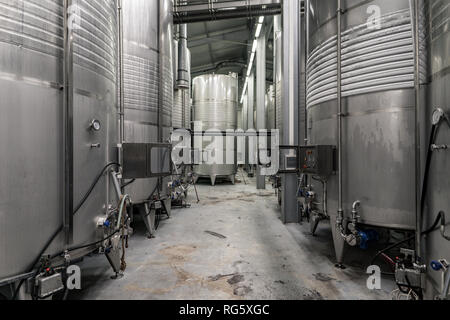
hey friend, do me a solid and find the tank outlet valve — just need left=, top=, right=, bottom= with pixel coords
left=97, top=217, right=110, bottom=228
left=358, top=229, right=379, bottom=250
left=431, top=259, right=448, bottom=272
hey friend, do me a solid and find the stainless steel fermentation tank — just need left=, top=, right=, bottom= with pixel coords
left=122, top=0, right=173, bottom=228
left=423, top=0, right=450, bottom=300
left=0, top=0, right=118, bottom=282
left=193, top=73, right=238, bottom=185
left=306, top=0, right=418, bottom=263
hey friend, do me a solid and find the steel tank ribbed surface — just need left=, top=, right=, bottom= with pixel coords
left=306, top=0, right=417, bottom=229
left=0, top=0, right=118, bottom=280
left=267, top=85, right=276, bottom=130
left=122, top=0, right=173, bottom=203
left=193, top=74, right=238, bottom=179
left=274, top=15, right=283, bottom=133
left=423, top=0, right=450, bottom=299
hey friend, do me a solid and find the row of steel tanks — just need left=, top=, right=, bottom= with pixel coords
left=0, top=0, right=175, bottom=299
left=303, top=0, right=449, bottom=299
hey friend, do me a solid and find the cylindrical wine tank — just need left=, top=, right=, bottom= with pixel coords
left=423, top=0, right=450, bottom=299
left=0, top=0, right=118, bottom=280
left=193, top=73, right=238, bottom=185
left=306, top=0, right=417, bottom=233
left=122, top=0, right=173, bottom=204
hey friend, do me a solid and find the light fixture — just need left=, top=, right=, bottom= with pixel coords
left=240, top=16, right=265, bottom=104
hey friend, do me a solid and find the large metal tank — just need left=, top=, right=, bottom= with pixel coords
left=122, top=0, right=173, bottom=206
left=306, top=0, right=417, bottom=261
left=193, top=73, right=238, bottom=185
left=423, top=0, right=450, bottom=300
left=0, top=0, right=118, bottom=281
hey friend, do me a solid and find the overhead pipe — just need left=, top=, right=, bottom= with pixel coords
left=174, top=6, right=281, bottom=24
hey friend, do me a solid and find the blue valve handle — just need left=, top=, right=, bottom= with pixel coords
left=431, top=260, right=443, bottom=271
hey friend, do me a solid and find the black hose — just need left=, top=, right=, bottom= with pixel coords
left=73, top=162, right=120, bottom=214
left=11, top=162, right=120, bottom=300
left=12, top=224, right=64, bottom=300
left=373, top=121, right=441, bottom=274
left=121, top=179, right=136, bottom=188
left=370, top=211, right=445, bottom=266
left=420, top=124, right=438, bottom=215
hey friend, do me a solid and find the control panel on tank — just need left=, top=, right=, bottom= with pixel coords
left=299, top=145, right=336, bottom=176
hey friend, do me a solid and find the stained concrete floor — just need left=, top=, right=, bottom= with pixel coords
left=70, top=174, right=395, bottom=300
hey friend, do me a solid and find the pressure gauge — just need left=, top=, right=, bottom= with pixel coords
left=432, top=108, right=444, bottom=126
left=90, top=119, right=101, bottom=132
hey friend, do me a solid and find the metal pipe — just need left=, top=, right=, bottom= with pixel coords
left=413, top=0, right=422, bottom=263
left=323, top=180, right=328, bottom=217
left=337, top=0, right=344, bottom=223
left=174, top=6, right=281, bottom=24
left=117, top=0, right=125, bottom=166
left=177, top=24, right=189, bottom=88
left=63, top=0, right=74, bottom=245
left=351, top=200, right=361, bottom=224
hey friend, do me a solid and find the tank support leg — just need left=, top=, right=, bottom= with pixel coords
left=210, top=175, right=217, bottom=186
left=310, top=215, right=322, bottom=236
left=230, top=175, right=236, bottom=185
left=330, top=215, right=346, bottom=269
left=141, top=203, right=155, bottom=239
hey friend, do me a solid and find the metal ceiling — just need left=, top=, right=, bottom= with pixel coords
left=186, top=17, right=274, bottom=82
left=176, top=0, right=278, bottom=90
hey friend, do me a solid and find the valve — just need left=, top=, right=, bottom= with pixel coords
left=431, top=259, right=448, bottom=272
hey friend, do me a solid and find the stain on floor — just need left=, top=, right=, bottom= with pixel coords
left=70, top=176, right=394, bottom=300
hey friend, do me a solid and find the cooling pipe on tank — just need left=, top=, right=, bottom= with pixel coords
left=335, top=0, right=345, bottom=232
left=117, top=0, right=125, bottom=169
left=63, top=0, right=74, bottom=245
left=413, top=0, right=423, bottom=265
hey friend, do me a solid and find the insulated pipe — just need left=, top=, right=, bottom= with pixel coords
left=177, top=24, right=189, bottom=88
left=336, top=0, right=344, bottom=224
left=174, top=7, right=281, bottom=24
left=63, top=0, right=74, bottom=245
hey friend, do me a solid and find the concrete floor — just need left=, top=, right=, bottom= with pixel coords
left=70, top=174, right=395, bottom=300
